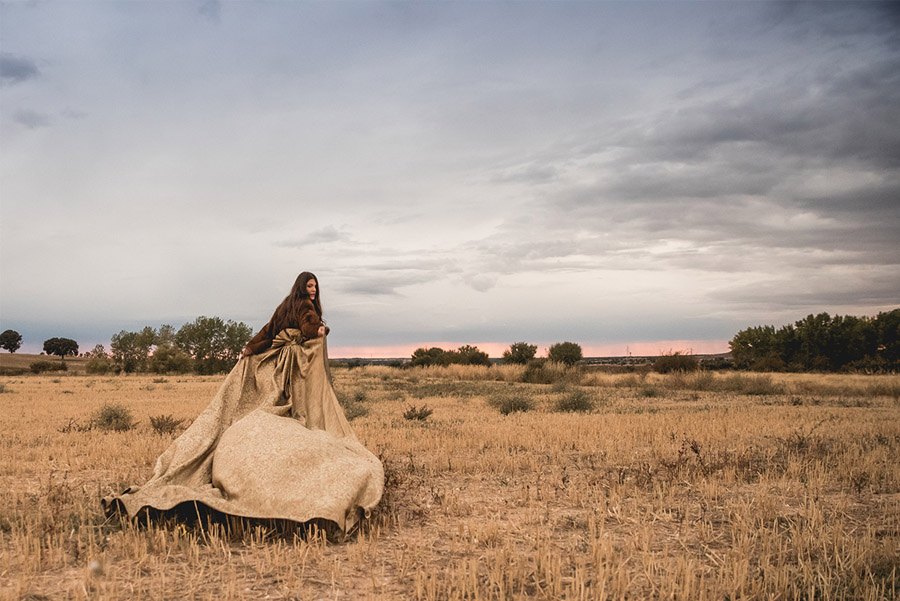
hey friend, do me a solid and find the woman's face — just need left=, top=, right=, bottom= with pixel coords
left=305, top=278, right=317, bottom=300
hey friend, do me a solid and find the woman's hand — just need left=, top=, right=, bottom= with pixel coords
left=241, top=346, right=251, bottom=358
left=317, top=326, right=326, bottom=338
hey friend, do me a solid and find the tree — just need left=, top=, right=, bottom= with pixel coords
left=454, top=344, right=491, bottom=366
left=85, top=344, right=113, bottom=374
left=548, top=341, right=583, bottom=366
left=503, top=342, right=537, bottom=364
left=111, top=327, right=157, bottom=373
left=43, top=337, right=79, bottom=359
left=176, top=316, right=252, bottom=374
left=410, top=347, right=451, bottom=367
left=0, top=329, right=22, bottom=353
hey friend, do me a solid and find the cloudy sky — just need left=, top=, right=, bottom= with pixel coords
left=1, top=1, right=898, bottom=358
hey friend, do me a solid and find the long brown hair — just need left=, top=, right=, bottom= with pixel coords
left=268, top=272, right=322, bottom=332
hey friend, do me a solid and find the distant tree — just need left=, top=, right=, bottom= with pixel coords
left=454, top=344, right=491, bottom=366
left=0, top=329, right=23, bottom=353
left=176, top=316, right=252, bottom=374
left=84, top=344, right=113, bottom=374
left=410, top=347, right=451, bottom=368
left=43, top=337, right=79, bottom=359
left=149, top=345, right=194, bottom=374
left=111, top=327, right=157, bottom=373
left=548, top=341, right=583, bottom=366
left=503, top=342, right=537, bottom=365
left=729, top=309, right=899, bottom=372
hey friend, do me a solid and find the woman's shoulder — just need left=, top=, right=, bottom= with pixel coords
left=298, top=298, right=316, bottom=313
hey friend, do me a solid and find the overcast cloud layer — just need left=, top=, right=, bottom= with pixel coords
left=1, top=1, right=898, bottom=357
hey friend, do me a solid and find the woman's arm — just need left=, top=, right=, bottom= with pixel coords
left=242, top=319, right=274, bottom=357
left=299, top=301, right=325, bottom=339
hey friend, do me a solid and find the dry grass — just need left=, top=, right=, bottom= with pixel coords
left=1, top=368, right=898, bottom=600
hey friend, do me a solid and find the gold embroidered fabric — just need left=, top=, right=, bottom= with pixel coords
left=103, top=331, right=383, bottom=531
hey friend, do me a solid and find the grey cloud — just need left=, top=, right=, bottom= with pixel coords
left=13, top=109, right=51, bottom=129
left=277, top=225, right=351, bottom=248
left=709, top=270, right=900, bottom=310
left=337, top=271, right=439, bottom=296
left=0, top=53, right=39, bottom=84
left=198, top=0, right=221, bottom=22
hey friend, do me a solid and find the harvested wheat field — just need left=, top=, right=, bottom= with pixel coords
left=1, top=366, right=898, bottom=600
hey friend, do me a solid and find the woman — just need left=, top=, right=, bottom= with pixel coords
left=104, top=272, right=384, bottom=532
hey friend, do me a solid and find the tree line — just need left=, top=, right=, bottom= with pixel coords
left=408, top=341, right=584, bottom=367
left=728, top=309, right=898, bottom=372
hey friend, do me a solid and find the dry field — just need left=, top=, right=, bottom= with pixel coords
left=1, top=365, right=898, bottom=600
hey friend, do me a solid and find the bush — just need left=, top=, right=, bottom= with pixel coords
left=338, top=389, right=369, bottom=421
left=548, top=342, right=583, bottom=366
left=403, top=405, right=433, bottom=421
left=521, top=359, right=576, bottom=385
left=554, top=389, right=595, bottom=413
left=30, top=360, right=66, bottom=374
left=92, top=402, right=136, bottom=432
left=149, top=414, right=184, bottom=435
left=503, top=342, right=537, bottom=365
left=653, top=352, right=699, bottom=373
left=488, top=393, right=534, bottom=415
left=149, top=345, right=194, bottom=374
left=410, top=347, right=451, bottom=367
left=85, top=356, right=112, bottom=374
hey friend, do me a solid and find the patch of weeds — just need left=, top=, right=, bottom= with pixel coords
left=150, top=414, right=184, bottom=435
left=488, top=393, right=534, bottom=415
left=338, top=388, right=370, bottom=421
left=92, top=402, right=136, bottom=432
left=0, top=383, right=11, bottom=394
left=403, top=405, right=433, bottom=421
left=58, top=418, right=93, bottom=433
left=641, top=386, right=661, bottom=398
left=152, top=377, right=169, bottom=384
left=554, top=389, right=595, bottom=413
left=720, top=374, right=784, bottom=396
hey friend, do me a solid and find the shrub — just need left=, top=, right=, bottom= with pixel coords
left=554, top=389, right=595, bottom=413
left=548, top=342, right=583, bottom=366
left=0, top=383, right=11, bottom=394
left=149, top=345, right=194, bottom=374
left=503, top=342, right=537, bottom=365
left=403, top=405, right=433, bottom=421
left=410, top=347, right=451, bottom=367
left=92, top=402, right=136, bottom=432
left=30, top=360, right=67, bottom=374
left=653, top=352, right=699, bottom=373
left=149, top=414, right=184, bottom=435
left=338, top=389, right=369, bottom=421
left=454, top=345, right=491, bottom=366
left=521, top=359, right=576, bottom=385
left=489, top=393, right=534, bottom=415
left=85, top=356, right=112, bottom=374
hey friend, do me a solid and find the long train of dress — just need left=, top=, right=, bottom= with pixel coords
left=103, top=329, right=384, bottom=531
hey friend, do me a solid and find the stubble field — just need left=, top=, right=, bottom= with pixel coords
left=0, top=364, right=898, bottom=600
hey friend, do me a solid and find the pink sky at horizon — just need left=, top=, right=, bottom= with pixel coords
left=328, top=339, right=731, bottom=359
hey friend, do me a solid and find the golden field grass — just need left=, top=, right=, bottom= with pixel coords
left=0, top=365, right=898, bottom=600
left=0, top=353, right=89, bottom=375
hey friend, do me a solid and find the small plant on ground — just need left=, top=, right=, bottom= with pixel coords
left=488, top=393, right=534, bottom=415
left=149, top=414, right=184, bottom=435
left=554, top=389, right=595, bottom=413
left=338, top=388, right=370, bottom=421
left=92, top=402, right=136, bottom=432
left=0, top=383, right=10, bottom=394
left=403, top=405, right=433, bottom=421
